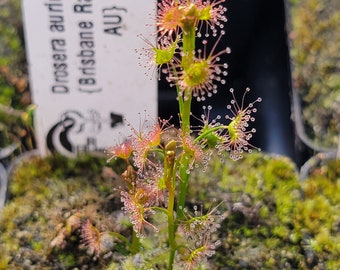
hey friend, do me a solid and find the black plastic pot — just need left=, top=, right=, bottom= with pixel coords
left=0, top=161, right=7, bottom=209
left=0, top=148, right=39, bottom=210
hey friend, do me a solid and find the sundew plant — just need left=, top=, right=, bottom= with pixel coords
left=104, top=0, right=261, bottom=269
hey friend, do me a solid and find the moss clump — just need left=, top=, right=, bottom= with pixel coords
left=189, top=153, right=339, bottom=269
left=293, top=159, right=340, bottom=268
left=1, top=152, right=339, bottom=269
left=0, top=154, right=122, bottom=270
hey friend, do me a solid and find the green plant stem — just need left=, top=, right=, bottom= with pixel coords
left=130, top=229, right=141, bottom=254
left=194, top=125, right=229, bottom=143
left=163, top=145, right=177, bottom=269
left=107, top=231, right=132, bottom=249
left=180, top=95, right=192, bottom=135
left=177, top=154, right=190, bottom=221
left=181, top=24, right=196, bottom=71
left=179, top=25, right=195, bottom=135
left=0, top=103, right=23, bottom=118
left=167, top=187, right=176, bottom=270
left=176, top=25, right=196, bottom=220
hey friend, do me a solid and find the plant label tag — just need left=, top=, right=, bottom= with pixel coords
left=22, top=0, right=157, bottom=157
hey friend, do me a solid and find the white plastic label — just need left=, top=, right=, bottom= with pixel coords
left=22, top=0, right=157, bottom=157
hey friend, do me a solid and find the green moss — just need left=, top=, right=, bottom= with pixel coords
left=31, top=240, right=44, bottom=251
left=0, top=256, right=10, bottom=270
left=106, top=262, right=120, bottom=270
left=188, top=153, right=340, bottom=268
left=264, top=238, right=281, bottom=249
left=9, top=157, right=52, bottom=197
left=58, top=253, right=76, bottom=268
left=0, top=154, right=118, bottom=269
left=289, top=159, right=340, bottom=266
left=1, top=151, right=339, bottom=268
left=290, top=0, right=340, bottom=147
left=272, top=225, right=290, bottom=239
left=327, top=260, right=340, bottom=270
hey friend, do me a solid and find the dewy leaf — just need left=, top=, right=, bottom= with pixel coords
left=153, top=38, right=178, bottom=66
left=197, top=6, right=212, bottom=21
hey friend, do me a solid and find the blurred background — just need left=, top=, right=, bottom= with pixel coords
left=1, top=0, right=339, bottom=167
left=159, top=0, right=297, bottom=162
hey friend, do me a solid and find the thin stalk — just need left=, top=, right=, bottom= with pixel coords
left=164, top=144, right=177, bottom=269
left=107, top=231, right=132, bottom=248
left=130, top=229, right=141, bottom=254
left=176, top=25, right=196, bottom=219
left=180, top=25, right=195, bottom=135
left=181, top=24, right=196, bottom=70
left=194, top=125, right=228, bottom=143
left=167, top=187, right=176, bottom=269
left=177, top=153, right=190, bottom=220
left=180, top=95, right=192, bottom=136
